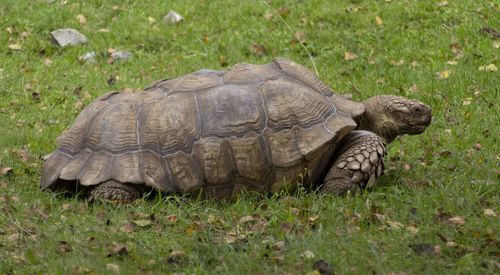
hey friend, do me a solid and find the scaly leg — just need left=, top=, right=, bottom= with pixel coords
left=87, top=180, right=143, bottom=203
left=322, top=131, right=386, bottom=195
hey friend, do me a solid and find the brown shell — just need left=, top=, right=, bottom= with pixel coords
left=41, top=57, right=364, bottom=196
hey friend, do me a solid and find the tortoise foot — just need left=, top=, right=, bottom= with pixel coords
left=87, top=180, right=142, bottom=203
left=322, top=131, right=386, bottom=195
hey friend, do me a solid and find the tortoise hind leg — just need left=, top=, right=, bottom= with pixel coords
left=87, top=180, right=143, bottom=203
left=322, top=131, right=386, bottom=195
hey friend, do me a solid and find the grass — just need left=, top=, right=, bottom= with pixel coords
left=1, top=0, right=499, bottom=273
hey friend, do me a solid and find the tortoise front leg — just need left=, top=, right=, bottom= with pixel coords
left=322, top=131, right=386, bottom=195
left=87, top=180, right=144, bottom=203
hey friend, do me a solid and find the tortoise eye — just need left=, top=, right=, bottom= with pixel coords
left=411, top=105, right=423, bottom=114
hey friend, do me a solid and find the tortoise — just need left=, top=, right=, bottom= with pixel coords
left=41, top=57, right=432, bottom=202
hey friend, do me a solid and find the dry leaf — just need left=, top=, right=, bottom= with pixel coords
left=308, top=215, right=320, bottom=223
left=271, top=241, right=286, bottom=252
left=301, top=250, right=315, bottom=259
left=75, top=14, right=87, bottom=24
left=239, top=215, right=255, bottom=224
left=387, top=220, right=404, bottom=230
left=8, top=44, right=22, bottom=50
left=437, top=1, right=448, bottom=7
left=494, top=41, right=500, bottom=49
left=448, top=216, right=465, bottom=226
left=108, top=244, right=128, bottom=257
left=97, top=28, right=110, bottom=33
left=344, top=51, right=358, bottom=61
left=450, top=43, right=463, bottom=60
left=120, top=222, right=135, bottom=233
left=250, top=43, right=267, bottom=56
left=148, top=17, right=156, bottom=24
left=462, top=98, right=472, bottom=106
left=410, top=84, right=419, bottom=93
left=478, top=64, right=498, bottom=72
left=446, top=60, right=457, bottom=65
left=374, top=213, right=386, bottom=223
left=375, top=16, right=383, bottom=26
left=43, top=59, right=52, bottom=67
left=406, top=226, right=419, bottom=234
left=166, top=214, right=177, bottom=223
left=483, top=209, right=496, bottom=217
left=1, top=167, right=13, bottom=175
left=106, top=263, right=120, bottom=274
left=435, top=70, right=450, bottom=79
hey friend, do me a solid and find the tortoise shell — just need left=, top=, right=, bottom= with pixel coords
left=41, top=57, right=365, bottom=197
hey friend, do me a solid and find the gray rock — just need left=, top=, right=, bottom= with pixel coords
left=111, top=51, right=132, bottom=60
left=163, top=11, right=184, bottom=24
left=51, top=28, right=87, bottom=47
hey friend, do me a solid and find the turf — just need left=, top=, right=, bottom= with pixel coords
left=0, top=0, right=499, bottom=273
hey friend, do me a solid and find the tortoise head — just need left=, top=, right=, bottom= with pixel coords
left=360, top=95, right=432, bottom=143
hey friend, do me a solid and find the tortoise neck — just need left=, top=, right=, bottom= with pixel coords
left=355, top=96, right=396, bottom=144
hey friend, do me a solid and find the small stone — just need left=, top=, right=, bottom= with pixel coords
left=79, top=51, right=96, bottom=63
left=50, top=28, right=87, bottom=47
left=111, top=51, right=132, bottom=60
left=474, top=143, right=482, bottom=150
left=483, top=209, right=496, bottom=217
left=164, top=11, right=184, bottom=24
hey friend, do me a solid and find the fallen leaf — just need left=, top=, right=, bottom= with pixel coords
left=390, top=59, right=404, bottom=66
left=97, top=28, right=110, bottom=33
left=375, top=16, right=383, bottom=26
left=148, top=17, right=156, bottom=24
left=386, top=220, right=404, bottom=230
left=106, top=263, right=120, bottom=274
left=7, top=233, right=22, bottom=243
left=308, top=215, right=320, bottom=223
left=277, top=7, right=290, bottom=17
left=374, top=213, right=386, bottom=223
left=239, top=215, right=255, bottom=224
left=448, top=216, right=465, bottom=226
left=313, top=259, right=335, bottom=275
left=406, top=226, right=419, bottom=234
left=437, top=1, right=448, bottom=7
left=1, top=167, right=13, bottom=175
left=250, top=43, right=267, bottom=56
left=301, top=250, right=315, bottom=259
left=43, top=59, right=52, bottom=67
left=410, top=84, right=419, bottom=93
left=8, top=44, right=22, bottom=50
left=478, top=64, right=498, bottom=72
left=219, top=55, right=228, bottom=67
left=120, top=222, right=135, bottom=233
left=450, top=43, right=463, bottom=59
left=75, top=14, right=87, bottom=24
left=462, top=97, right=472, bottom=106
left=108, top=244, right=128, bottom=257
left=446, top=60, right=458, bottom=65
left=483, top=209, right=496, bottom=217
left=344, top=51, right=358, bottom=61
left=132, top=219, right=152, bottom=227
left=166, top=214, right=177, bottom=223
left=435, top=70, right=450, bottom=79
left=494, top=41, right=500, bottom=48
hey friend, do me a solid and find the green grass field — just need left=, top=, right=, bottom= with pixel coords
left=1, top=0, right=499, bottom=273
